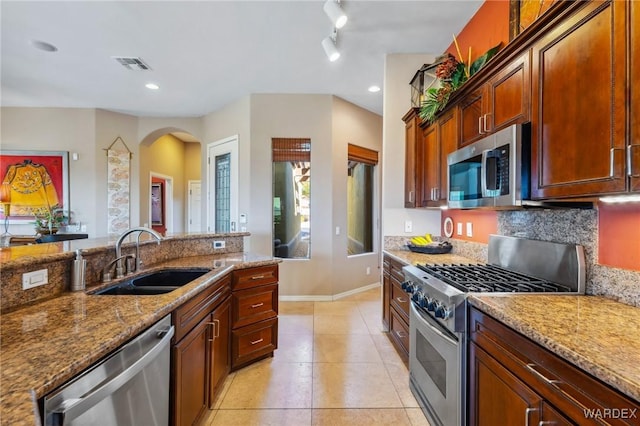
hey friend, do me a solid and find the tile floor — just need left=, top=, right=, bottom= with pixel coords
left=200, top=287, right=431, bottom=426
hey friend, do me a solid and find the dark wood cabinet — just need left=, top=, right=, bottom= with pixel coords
left=436, top=108, right=459, bottom=204
left=469, top=306, right=640, bottom=426
left=382, top=254, right=409, bottom=363
left=231, top=265, right=279, bottom=370
left=421, top=122, right=439, bottom=206
left=403, top=108, right=424, bottom=207
left=531, top=0, right=627, bottom=199
left=459, top=51, right=530, bottom=147
left=631, top=0, right=640, bottom=192
left=172, top=276, right=231, bottom=426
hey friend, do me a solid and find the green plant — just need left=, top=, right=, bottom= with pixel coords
left=420, top=41, right=502, bottom=124
left=33, top=205, right=68, bottom=231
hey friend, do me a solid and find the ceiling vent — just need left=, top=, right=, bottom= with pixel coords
left=112, top=57, right=152, bottom=71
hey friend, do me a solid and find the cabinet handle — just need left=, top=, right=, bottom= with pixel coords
left=408, top=191, right=414, bottom=203
left=478, top=116, right=484, bottom=135
left=250, top=275, right=265, bottom=280
left=525, top=407, right=538, bottom=426
left=394, top=330, right=408, bottom=339
left=538, top=422, right=555, bottom=426
left=526, top=363, right=562, bottom=385
left=251, top=302, right=264, bottom=309
left=610, top=147, right=625, bottom=178
left=207, top=322, right=215, bottom=342
left=250, top=338, right=264, bottom=345
left=483, top=113, right=491, bottom=132
left=213, top=319, right=220, bottom=338
left=434, top=187, right=440, bottom=200
left=396, top=297, right=407, bottom=303
left=628, top=144, right=640, bottom=177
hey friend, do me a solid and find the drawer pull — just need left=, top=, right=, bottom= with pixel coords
left=396, top=297, right=407, bottom=303
left=250, top=275, right=266, bottom=280
left=395, top=330, right=408, bottom=339
left=526, top=363, right=562, bottom=385
left=251, top=302, right=265, bottom=309
left=250, top=338, right=264, bottom=345
left=525, top=407, right=537, bottom=426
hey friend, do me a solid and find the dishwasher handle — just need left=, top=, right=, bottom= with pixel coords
left=51, top=325, right=174, bottom=425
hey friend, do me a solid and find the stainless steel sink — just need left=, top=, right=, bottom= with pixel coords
left=92, top=269, right=209, bottom=295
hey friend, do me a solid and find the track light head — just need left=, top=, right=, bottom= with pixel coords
left=323, top=0, right=347, bottom=29
left=322, top=31, right=340, bottom=62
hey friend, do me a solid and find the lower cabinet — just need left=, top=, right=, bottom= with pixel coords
left=171, top=276, right=231, bottom=426
left=382, top=254, right=409, bottom=363
left=469, top=306, right=640, bottom=426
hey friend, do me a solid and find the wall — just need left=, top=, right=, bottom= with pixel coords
left=1, top=107, right=98, bottom=235
left=184, top=142, right=202, bottom=182
left=381, top=54, right=442, bottom=239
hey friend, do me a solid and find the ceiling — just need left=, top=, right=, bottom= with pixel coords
left=1, top=1, right=482, bottom=118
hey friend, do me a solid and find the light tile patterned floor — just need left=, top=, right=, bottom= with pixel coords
left=202, top=287, right=431, bottom=426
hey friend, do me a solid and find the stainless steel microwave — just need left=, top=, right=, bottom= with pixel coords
left=447, top=124, right=530, bottom=209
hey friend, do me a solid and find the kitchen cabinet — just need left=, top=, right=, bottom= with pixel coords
left=459, top=50, right=530, bottom=147
left=172, top=275, right=231, bottom=426
left=469, top=306, right=640, bottom=426
left=231, top=265, right=279, bottom=370
left=530, top=0, right=628, bottom=199
left=420, top=108, right=459, bottom=206
left=403, top=107, right=425, bottom=207
left=383, top=254, right=409, bottom=363
left=631, top=0, right=640, bottom=192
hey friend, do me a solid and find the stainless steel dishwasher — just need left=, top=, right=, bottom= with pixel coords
left=42, top=315, right=174, bottom=426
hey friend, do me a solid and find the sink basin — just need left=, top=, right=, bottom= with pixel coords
left=93, top=268, right=209, bottom=296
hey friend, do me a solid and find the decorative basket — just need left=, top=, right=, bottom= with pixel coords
left=406, top=241, right=452, bottom=254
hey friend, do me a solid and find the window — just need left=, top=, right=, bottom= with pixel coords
left=272, top=138, right=310, bottom=259
left=347, top=144, right=378, bottom=255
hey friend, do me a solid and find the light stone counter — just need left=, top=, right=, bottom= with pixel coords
left=383, top=248, right=479, bottom=266
left=469, top=294, right=640, bottom=403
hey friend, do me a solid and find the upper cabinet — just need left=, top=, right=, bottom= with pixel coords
left=631, top=0, right=640, bottom=192
left=459, top=51, right=531, bottom=147
left=530, top=0, right=627, bottom=199
left=403, top=108, right=424, bottom=208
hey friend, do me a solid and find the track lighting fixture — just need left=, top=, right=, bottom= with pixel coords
left=322, top=28, right=340, bottom=62
left=323, top=0, right=347, bottom=29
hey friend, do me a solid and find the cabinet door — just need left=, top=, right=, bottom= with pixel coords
left=487, top=50, right=530, bottom=132
left=469, top=342, right=542, bottom=426
left=531, top=0, right=627, bottom=199
left=540, top=402, right=575, bottom=426
left=631, top=1, right=640, bottom=192
left=404, top=108, right=422, bottom=207
left=422, top=123, right=439, bottom=206
left=209, top=297, right=231, bottom=408
left=173, top=316, right=210, bottom=426
left=459, top=87, right=486, bottom=147
left=438, top=108, right=459, bottom=202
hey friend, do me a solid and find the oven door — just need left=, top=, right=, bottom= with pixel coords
left=409, top=302, right=462, bottom=426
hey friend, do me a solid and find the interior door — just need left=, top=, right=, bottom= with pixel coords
left=187, top=180, right=202, bottom=232
left=207, top=136, right=238, bottom=233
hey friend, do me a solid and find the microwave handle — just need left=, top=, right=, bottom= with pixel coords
left=481, top=149, right=490, bottom=197
left=481, top=149, right=501, bottom=197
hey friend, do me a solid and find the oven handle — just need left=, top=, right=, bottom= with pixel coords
left=411, top=303, right=457, bottom=346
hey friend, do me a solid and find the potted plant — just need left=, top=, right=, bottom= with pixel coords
left=33, top=206, right=69, bottom=235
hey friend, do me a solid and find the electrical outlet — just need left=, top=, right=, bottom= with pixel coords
left=213, top=240, right=225, bottom=249
left=23, top=269, right=48, bottom=290
left=404, top=220, right=413, bottom=233
left=466, top=222, right=473, bottom=237
left=366, top=267, right=371, bottom=275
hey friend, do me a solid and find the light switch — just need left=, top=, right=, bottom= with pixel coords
left=466, top=222, right=473, bottom=237
left=335, top=226, right=341, bottom=235
left=404, top=220, right=413, bottom=233
left=456, top=223, right=463, bottom=235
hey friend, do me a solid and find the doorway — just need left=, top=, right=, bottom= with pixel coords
left=207, top=136, right=238, bottom=233
left=150, top=173, right=173, bottom=235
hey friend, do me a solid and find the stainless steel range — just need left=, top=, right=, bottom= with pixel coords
left=403, top=235, right=585, bottom=426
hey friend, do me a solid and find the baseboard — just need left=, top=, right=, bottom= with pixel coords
left=279, top=282, right=381, bottom=302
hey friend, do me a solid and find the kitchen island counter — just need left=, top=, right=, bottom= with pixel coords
left=0, top=251, right=278, bottom=426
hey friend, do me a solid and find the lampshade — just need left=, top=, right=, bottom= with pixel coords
left=0, top=183, right=11, bottom=203
left=323, top=0, right=347, bottom=29
left=322, top=35, right=340, bottom=62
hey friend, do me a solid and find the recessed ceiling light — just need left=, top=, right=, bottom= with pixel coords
left=31, top=40, right=58, bottom=52
left=145, top=83, right=159, bottom=90
left=368, top=85, right=381, bottom=93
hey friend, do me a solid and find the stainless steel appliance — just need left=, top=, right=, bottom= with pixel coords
left=42, top=315, right=174, bottom=426
left=403, top=235, right=585, bottom=426
left=447, top=124, right=530, bottom=209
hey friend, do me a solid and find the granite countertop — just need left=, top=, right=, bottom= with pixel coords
left=383, top=248, right=478, bottom=266
left=0, top=251, right=278, bottom=426
left=469, top=294, right=640, bottom=403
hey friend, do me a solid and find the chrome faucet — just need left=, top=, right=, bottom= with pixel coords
left=101, top=254, right=136, bottom=282
left=114, top=227, right=162, bottom=276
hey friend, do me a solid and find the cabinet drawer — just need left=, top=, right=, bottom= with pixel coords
left=232, top=283, right=278, bottom=329
left=173, top=275, right=230, bottom=342
left=390, top=280, right=410, bottom=322
left=232, top=265, right=278, bottom=291
left=231, top=317, right=278, bottom=370
left=389, top=307, right=409, bottom=362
